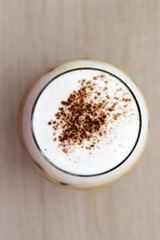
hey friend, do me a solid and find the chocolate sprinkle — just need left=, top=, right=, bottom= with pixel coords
left=47, top=74, right=132, bottom=154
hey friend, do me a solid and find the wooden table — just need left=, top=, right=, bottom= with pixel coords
left=0, top=1, right=159, bottom=239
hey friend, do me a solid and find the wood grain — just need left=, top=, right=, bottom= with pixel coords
left=0, top=0, right=159, bottom=239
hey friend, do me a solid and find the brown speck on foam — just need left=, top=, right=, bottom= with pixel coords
left=103, top=87, right=108, bottom=91
left=100, top=74, right=105, bottom=78
left=106, top=95, right=110, bottom=99
left=116, top=88, right=122, bottom=92
left=122, top=98, right=131, bottom=102
left=114, top=97, right=119, bottom=100
left=89, top=86, right=94, bottom=91
left=113, top=113, right=121, bottom=120
left=86, top=81, right=91, bottom=85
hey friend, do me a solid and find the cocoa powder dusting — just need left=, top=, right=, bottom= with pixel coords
left=47, top=73, right=132, bottom=154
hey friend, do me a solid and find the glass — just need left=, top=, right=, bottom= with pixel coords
left=18, top=59, right=149, bottom=190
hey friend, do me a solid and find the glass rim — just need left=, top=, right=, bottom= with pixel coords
left=31, top=67, right=142, bottom=177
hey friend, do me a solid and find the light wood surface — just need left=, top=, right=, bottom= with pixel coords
left=0, top=0, right=159, bottom=239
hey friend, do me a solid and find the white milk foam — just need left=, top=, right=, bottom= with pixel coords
left=32, top=69, right=140, bottom=175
